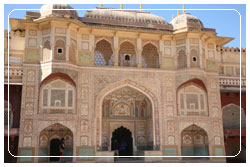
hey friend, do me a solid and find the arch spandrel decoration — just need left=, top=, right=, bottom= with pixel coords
left=95, top=36, right=114, bottom=47
left=96, top=79, right=160, bottom=146
left=37, top=120, right=76, bottom=135
left=175, top=77, right=207, bottom=93
left=179, top=122, right=210, bottom=136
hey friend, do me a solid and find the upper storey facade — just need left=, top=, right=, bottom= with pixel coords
left=4, top=4, right=246, bottom=90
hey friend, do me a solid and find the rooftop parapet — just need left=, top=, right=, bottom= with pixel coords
left=218, top=47, right=246, bottom=53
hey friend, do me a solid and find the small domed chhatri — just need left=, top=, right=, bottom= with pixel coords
left=170, top=12, right=204, bottom=31
left=40, top=4, right=78, bottom=19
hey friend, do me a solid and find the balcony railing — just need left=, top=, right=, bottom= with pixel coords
left=219, top=77, right=246, bottom=87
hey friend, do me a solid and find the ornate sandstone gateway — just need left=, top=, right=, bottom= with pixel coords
left=4, top=4, right=246, bottom=163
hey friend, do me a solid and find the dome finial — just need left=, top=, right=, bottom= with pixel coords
left=177, top=10, right=180, bottom=16
left=100, top=4, right=103, bottom=8
left=140, top=4, right=143, bottom=11
left=120, top=4, right=123, bottom=9
left=172, top=15, right=174, bottom=20
left=183, top=4, right=186, bottom=13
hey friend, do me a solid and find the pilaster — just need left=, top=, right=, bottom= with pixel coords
left=113, top=35, right=119, bottom=66
left=137, top=36, right=142, bottom=67
left=186, top=38, right=190, bottom=68
left=50, top=26, right=55, bottom=61
left=66, top=28, right=70, bottom=61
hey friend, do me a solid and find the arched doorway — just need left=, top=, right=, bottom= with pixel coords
left=49, top=138, right=61, bottom=161
left=181, top=124, right=209, bottom=158
left=111, top=126, right=133, bottom=156
left=39, top=123, right=73, bottom=162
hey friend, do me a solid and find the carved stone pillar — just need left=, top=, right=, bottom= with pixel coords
left=114, top=48, right=119, bottom=66
left=91, top=48, right=95, bottom=65
left=113, top=35, right=119, bottom=66
left=137, top=49, right=142, bottom=68
left=137, top=36, right=142, bottom=68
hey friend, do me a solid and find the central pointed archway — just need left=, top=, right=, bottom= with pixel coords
left=96, top=80, right=160, bottom=154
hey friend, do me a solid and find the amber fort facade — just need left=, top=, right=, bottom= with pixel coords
left=4, top=4, right=246, bottom=163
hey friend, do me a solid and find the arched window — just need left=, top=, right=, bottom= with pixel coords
left=69, top=40, right=76, bottom=64
left=177, top=50, right=187, bottom=69
left=42, top=40, right=51, bottom=62
left=54, top=39, right=66, bottom=60
left=40, top=79, right=75, bottom=114
left=119, top=41, right=136, bottom=67
left=181, top=124, right=209, bottom=156
left=190, top=49, right=200, bottom=68
left=177, top=83, right=207, bottom=116
left=94, top=39, right=113, bottom=66
left=142, top=43, right=159, bottom=68
left=4, top=100, right=13, bottom=128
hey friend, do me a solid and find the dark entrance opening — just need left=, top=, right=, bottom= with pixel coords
left=111, top=126, right=133, bottom=156
left=49, top=139, right=61, bottom=161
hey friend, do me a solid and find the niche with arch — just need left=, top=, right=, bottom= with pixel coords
left=181, top=124, right=209, bottom=157
left=94, top=39, right=113, bottom=66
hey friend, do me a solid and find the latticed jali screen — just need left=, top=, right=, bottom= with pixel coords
left=142, top=43, right=159, bottom=68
